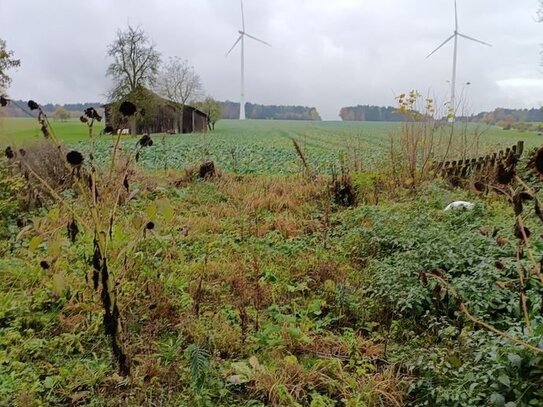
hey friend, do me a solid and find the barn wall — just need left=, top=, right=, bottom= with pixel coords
left=194, top=112, right=208, bottom=133
left=105, top=98, right=206, bottom=135
left=182, top=107, right=208, bottom=133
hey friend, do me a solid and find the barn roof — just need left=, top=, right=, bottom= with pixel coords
left=104, top=87, right=208, bottom=118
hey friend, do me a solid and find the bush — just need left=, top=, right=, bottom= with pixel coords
left=6, top=141, right=72, bottom=208
left=0, top=161, right=24, bottom=242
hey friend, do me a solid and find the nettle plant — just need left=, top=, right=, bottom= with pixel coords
left=2, top=98, right=162, bottom=375
left=423, top=149, right=543, bottom=356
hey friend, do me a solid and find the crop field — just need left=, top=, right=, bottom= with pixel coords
left=2, top=117, right=542, bottom=174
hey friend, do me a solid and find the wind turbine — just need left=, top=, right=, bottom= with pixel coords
left=426, top=0, right=491, bottom=119
left=226, top=0, right=271, bottom=120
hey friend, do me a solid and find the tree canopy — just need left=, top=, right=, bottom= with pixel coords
left=195, top=97, right=221, bottom=130
left=0, top=38, right=20, bottom=93
left=106, top=25, right=161, bottom=101
left=156, top=57, right=203, bottom=107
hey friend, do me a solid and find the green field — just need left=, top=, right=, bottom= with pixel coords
left=2, top=117, right=542, bottom=174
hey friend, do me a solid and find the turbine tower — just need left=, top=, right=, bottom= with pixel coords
left=426, top=0, right=491, bottom=119
left=226, top=0, right=270, bottom=120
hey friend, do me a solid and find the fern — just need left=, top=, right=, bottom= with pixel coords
left=184, top=343, right=210, bottom=391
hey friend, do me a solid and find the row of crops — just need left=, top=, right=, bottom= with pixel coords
left=71, top=121, right=393, bottom=174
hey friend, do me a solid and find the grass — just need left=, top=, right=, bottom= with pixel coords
left=0, top=170, right=410, bottom=406
left=0, top=117, right=104, bottom=145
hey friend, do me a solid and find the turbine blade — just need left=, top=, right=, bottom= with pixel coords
left=426, top=34, right=455, bottom=58
left=454, top=0, right=458, bottom=31
left=240, top=0, right=245, bottom=31
left=457, top=33, right=492, bottom=47
left=226, top=35, right=243, bottom=57
left=243, top=32, right=271, bottom=46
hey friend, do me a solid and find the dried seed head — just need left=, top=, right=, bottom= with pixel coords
left=80, top=115, right=88, bottom=123
left=4, top=146, right=14, bottom=159
left=473, top=181, right=486, bottom=193
left=449, top=176, right=461, bottom=187
left=139, top=134, right=152, bottom=147
left=145, top=221, right=155, bottom=230
left=512, top=194, right=523, bottom=216
left=40, top=260, right=50, bottom=270
left=514, top=221, right=531, bottom=240
left=119, top=101, right=137, bottom=116
left=66, top=150, right=84, bottom=166
left=67, top=220, right=79, bottom=243
left=0, top=95, right=8, bottom=107
left=496, top=163, right=514, bottom=184
left=27, top=100, right=39, bottom=111
left=84, top=107, right=102, bottom=121
left=519, top=191, right=533, bottom=201
left=532, top=148, right=543, bottom=175
left=19, top=148, right=26, bottom=156
left=535, top=201, right=543, bottom=223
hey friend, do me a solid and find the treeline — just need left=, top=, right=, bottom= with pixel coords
left=339, top=105, right=405, bottom=122
left=340, top=104, right=543, bottom=124
left=3, top=100, right=102, bottom=117
left=220, top=101, right=321, bottom=120
left=463, top=107, right=543, bottom=124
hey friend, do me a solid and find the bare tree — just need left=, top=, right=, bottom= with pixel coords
left=106, top=25, right=161, bottom=100
left=156, top=57, right=203, bottom=132
left=0, top=38, right=20, bottom=94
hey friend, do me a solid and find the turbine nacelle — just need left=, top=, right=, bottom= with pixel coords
left=426, top=0, right=491, bottom=119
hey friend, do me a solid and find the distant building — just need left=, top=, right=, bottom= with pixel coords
left=104, top=88, right=208, bottom=135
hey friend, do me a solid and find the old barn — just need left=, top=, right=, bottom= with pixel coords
left=104, top=88, right=208, bottom=135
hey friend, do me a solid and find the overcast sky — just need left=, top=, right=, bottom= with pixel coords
left=1, top=0, right=541, bottom=119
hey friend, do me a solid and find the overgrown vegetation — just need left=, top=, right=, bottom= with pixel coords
left=2, top=93, right=543, bottom=406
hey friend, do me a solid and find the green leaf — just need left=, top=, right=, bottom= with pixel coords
left=48, top=240, right=62, bottom=258
left=43, top=376, right=56, bottom=389
left=52, top=273, right=65, bottom=296
left=29, top=236, right=43, bottom=252
left=285, top=326, right=303, bottom=339
left=157, top=198, right=174, bottom=222
left=498, top=374, right=510, bottom=388
left=507, top=353, right=522, bottom=368
left=48, top=208, right=60, bottom=222
left=145, top=203, right=157, bottom=219
left=490, top=393, right=505, bottom=406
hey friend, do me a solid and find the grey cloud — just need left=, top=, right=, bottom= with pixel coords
left=1, top=0, right=541, bottom=119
